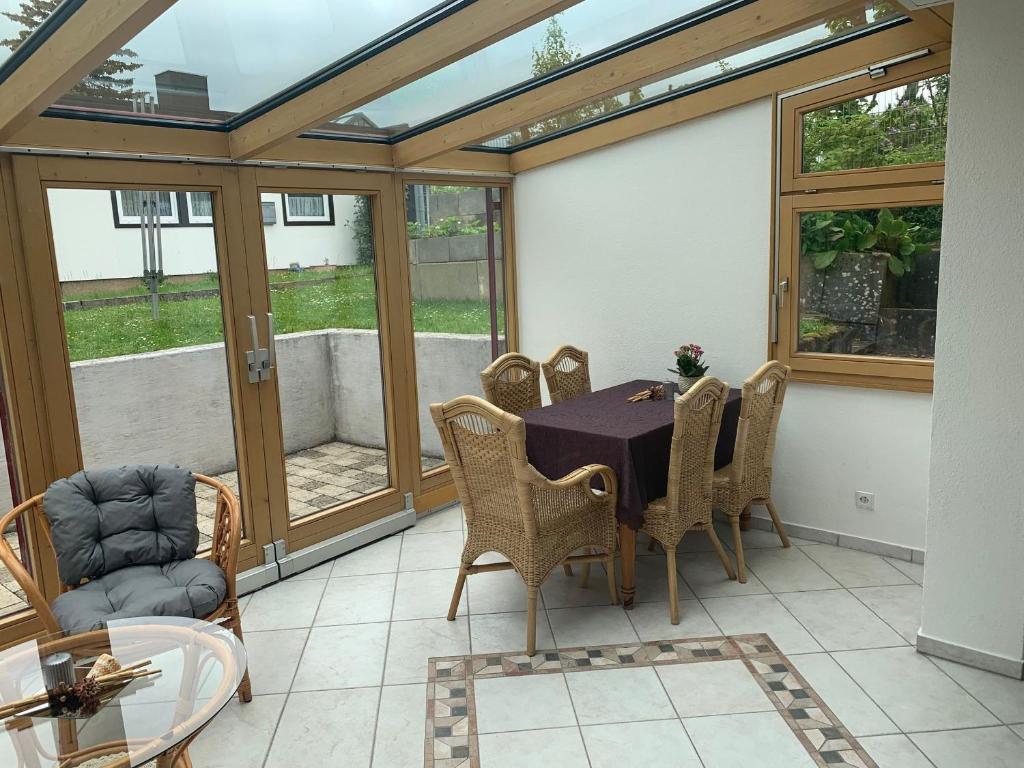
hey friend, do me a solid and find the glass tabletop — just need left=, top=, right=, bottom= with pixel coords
left=0, top=617, right=246, bottom=767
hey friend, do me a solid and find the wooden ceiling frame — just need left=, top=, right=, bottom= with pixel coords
left=508, top=17, right=949, bottom=172
left=3, top=117, right=512, bottom=175
left=391, top=0, right=881, bottom=166
left=0, top=0, right=177, bottom=144
left=226, top=0, right=583, bottom=161
left=0, top=0, right=952, bottom=179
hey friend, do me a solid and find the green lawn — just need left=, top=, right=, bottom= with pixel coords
left=64, top=265, right=502, bottom=361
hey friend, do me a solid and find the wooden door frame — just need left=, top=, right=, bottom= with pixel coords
left=237, top=167, right=414, bottom=553
left=6, top=155, right=273, bottom=580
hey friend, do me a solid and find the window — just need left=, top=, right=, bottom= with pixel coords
left=774, top=55, right=948, bottom=391
left=111, top=190, right=216, bottom=227
left=801, top=74, right=948, bottom=174
left=404, top=183, right=509, bottom=477
left=480, top=4, right=902, bottom=150
left=282, top=193, right=334, bottom=225
left=186, top=191, right=214, bottom=224
left=46, top=0, right=450, bottom=124
left=112, top=190, right=180, bottom=226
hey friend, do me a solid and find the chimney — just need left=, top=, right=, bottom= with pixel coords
left=154, top=70, right=211, bottom=117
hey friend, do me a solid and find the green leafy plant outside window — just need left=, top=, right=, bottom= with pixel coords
left=800, top=208, right=936, bottom=276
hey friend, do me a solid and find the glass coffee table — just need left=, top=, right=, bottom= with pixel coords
left=0, top=616, right=247, bottom=767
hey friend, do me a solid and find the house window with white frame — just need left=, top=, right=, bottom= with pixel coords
left=112, top=190, right=179, bottom=226
left=282, top=193, right=334, bottom=225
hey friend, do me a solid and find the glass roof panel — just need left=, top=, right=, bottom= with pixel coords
left=310, top=0, right=726, bottom=140
left=44, top=0, right=453, bottom=124
left=479, top=3, right=904, bottom=150
left=1, top=0, right=69, bottom=70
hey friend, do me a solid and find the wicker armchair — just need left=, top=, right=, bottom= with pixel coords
left=641, top=378, right=736, bottom=624
left=431, top=396, right=619, bottom=655
left=713, top=361, right=792, bottom=583
left=480, top=352, right=542, bottom=415
left=0, top=472, right=252, bottom=704
left=542, top=345, right=592, bottom=404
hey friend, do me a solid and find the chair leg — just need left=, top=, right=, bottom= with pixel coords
left=764, top=498, right=791, bottom=548
left=580, top=548, right=592, bottom=588
left=605, top=554, right=619, bottom=605
left=666, top=546, right=680, bottom=625
left=730, top=515, right=747, bottom=584
left=448, top=568, right=468, bottom=621
left=706, top=525, right=736, bottom=581
left=526, top=586, right=539, bottom=656
left=227, top=601, right=252, bottom=703
left=563, top=563, right=574, bottom=576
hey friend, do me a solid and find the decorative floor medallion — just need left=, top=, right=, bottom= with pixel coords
left=425, top=633, right=877, bottom=768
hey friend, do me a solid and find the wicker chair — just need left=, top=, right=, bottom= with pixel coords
left=0, top=472, right=252, bottom=704
left=480, top=352, right=542, bottom=415
left=713, top=361, right=792, bottom=583
left=431, top=396, right=619, bottom=655
left=641, top=377, right=736, bottom=624
left=542, top=345, right=592, bottom=404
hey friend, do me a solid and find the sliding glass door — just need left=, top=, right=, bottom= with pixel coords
left=0, top=157, right=516, bottom=645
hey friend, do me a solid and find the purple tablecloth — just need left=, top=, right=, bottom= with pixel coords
left=522, top=379, right=741, bottom=530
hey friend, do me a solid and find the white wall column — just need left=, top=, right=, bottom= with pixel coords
left=918, top=0, right=1024, bottom=678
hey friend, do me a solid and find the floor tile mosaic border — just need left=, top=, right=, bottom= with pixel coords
left=425, top=633, right=878, bottom=768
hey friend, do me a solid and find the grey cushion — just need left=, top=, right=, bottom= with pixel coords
left=43, top=465, right=199, bottom=586
left=51, top=559, right=227, bottom=635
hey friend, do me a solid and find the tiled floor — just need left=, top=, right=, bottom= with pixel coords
left=189, top=506, right=1024, bottom=768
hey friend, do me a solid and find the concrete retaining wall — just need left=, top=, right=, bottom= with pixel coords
left=69, top=329, right=493, bottom=474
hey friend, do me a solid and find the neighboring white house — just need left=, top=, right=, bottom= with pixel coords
left=48, top=188, right=363, bottom=282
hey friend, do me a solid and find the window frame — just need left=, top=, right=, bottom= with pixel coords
left=281, top=193, right=335, bottom=225
left=780, top=52, right=950, bottom=194
left=111, top=189, right=180, bottom=227
left=110, top=190, right=216, bottom=228
left=773, top=53, right=948, bottom=392
left=185, top=191, right=214, bottom=225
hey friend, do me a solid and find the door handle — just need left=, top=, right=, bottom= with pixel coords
left=778, top=278, right=790, bottom=309
left=245, top=314, right=273, bottom=383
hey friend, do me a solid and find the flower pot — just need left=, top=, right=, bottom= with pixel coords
left=677, top=375, right=703, bottom=396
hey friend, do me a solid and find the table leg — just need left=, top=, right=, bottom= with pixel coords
left=619, top=524, right=636, bottom=610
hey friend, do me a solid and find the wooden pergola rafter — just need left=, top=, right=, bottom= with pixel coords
left=390, top=0, right=906, bottom=166
left=0, top=0, right=952, bottom=175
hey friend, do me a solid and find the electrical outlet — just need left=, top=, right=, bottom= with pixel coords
left=855, top=491, right=875, bottom=511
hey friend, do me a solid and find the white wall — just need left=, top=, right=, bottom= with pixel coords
left=514, top=98, right=932, bottom=551
left=920, top=0, right=1024, bottom=673
left=47, top=189, right=361, bottom=282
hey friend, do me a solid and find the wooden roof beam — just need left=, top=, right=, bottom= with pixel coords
left=227, top=0, right=583, bottom=161
left=0, top=0, right=176, bottom=144
left=391, top=0, right=879, bottom=166
left=509, top=24, right=949, bottom=172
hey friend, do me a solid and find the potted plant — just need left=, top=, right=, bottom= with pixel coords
left=670, top=343, right=709, bottom=395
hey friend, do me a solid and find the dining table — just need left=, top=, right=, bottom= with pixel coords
left=522, top=378, right=742, bottom=608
